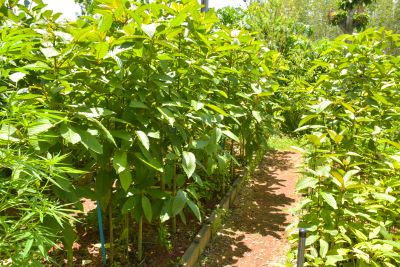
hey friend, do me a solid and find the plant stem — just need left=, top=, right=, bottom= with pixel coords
left=125, top=214, right=130, bottom=265
left=172, top=163, right=177, bottom=233
left=108, top=198, right=114, bottom=266
left=137, top=214, right=143, bottom=265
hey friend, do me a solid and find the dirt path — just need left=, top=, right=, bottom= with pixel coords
left=198, top=151, right=302, bottom=267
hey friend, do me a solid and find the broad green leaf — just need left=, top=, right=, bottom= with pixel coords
left=252, top=111, right=262, bottom=123
left=327, top=130, right=343, bottom=144
left=201, top=66, right=214, bottom=76
left=319, top=239, right=329, bottom=258
left=331, top=170, right=344, bottom=187
left=172, top=190, right=187, bottom=216
left=311, top=100, right=332, bottom=113
left=206, top=104, right=228, bottom=117
left=157, top=107, right=175, bottom=126
left=222, top=130, right=240, bottom=143
left=60, top=125, right=81, bottom=144
left=182, top=151, right=196, bottom=178
left=373, top=193, right=396, bottom=203
left=305, top=234, right=319, bottom=246
left=351, top=228, right=368, bottom=242
left=298, top=114, right=318, bottom=127
left=369, top=226, right=381, bottom=239
left=119, top=170, right=132, bottom=192
left=141, top=23, right=157, bottom=38
left=380, top=139, right=400, bottom=150
left=79, top=107, right=114, bottom=118
left=296, top=176, right=318, bottom=191
left=170, top=12, right=187, bottom=27
left=326, top=255, right=344, bottom=266
left=215, top=44, right=239, bottom=52
left=28, top=118, right=53, bottom=136
left=9, top=72, right=26, bottom=83
left=129, top=101, right=149, bottom=109
left=110, top=130, right=132, bottom=142
left=134, top=152, right=163, bottom=172
left=62, top=222, right=76, bottom=249
left=23, top=61, right=51, bottom=70
left=113, top=150, right=127, bottom=174
left=99, top=13, right=113, bottom=32
left=343, top=169, right=359, bottom=184
left=257, top=92, right=273, bottom=97
left=142, top=195, right=152, bottom=222
left=122, top=198, right=136, bottom=214
left=341, top=102, right=355, bottom=113
left=136, top=131, right=149, bottom=150
left=320, top=192, right=338, bottom=209
left=80, top=131, right=103, bottom=154
left=40, top=47, right=60, bottom=58
left=187, top=199, right=201, bottom=222
left=84, top=116, right=116, bottom=146
left=95, top=42, right=109, bottom=60
left=22, top=239, right=34, bottom=258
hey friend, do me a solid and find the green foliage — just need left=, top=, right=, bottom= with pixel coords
left=0, top=0, right=280, bottom=263
left=290, top=29, right=400, bottom=266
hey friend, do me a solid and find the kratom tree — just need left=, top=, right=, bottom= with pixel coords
left=328, top=0, right=376, bottom=34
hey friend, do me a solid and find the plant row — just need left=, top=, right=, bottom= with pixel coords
left=0, top=0, right=280, bottom=265
left=289, top=29, right=400, bottom=266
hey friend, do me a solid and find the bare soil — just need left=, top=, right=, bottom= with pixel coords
left=198, top=151, right=302, bottom=267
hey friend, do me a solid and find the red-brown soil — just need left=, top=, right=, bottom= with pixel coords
left=198, top=151, right=302, bottom=267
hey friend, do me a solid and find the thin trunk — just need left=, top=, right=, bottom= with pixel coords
left=108, top=199, right=114, bottom=266
left=67, top=249, right=73, bottom=267
left=172, top=163, right=177, bottom=233
left=125, top=214, right=130, bottom=265
left=137, top=215, right=143, bottom=265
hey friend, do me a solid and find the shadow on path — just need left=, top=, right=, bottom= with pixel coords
left=199, top=151, right=300, bottom=267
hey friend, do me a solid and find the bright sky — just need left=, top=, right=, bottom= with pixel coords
left=41, top=0, right=247, bottom=20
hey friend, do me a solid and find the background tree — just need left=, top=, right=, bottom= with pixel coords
left=369, top=0, right=400, bottom=33
left=328, top=0, right=376, bottom=34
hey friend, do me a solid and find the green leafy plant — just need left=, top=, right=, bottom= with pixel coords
left=290, top=28, right=400, bottom=266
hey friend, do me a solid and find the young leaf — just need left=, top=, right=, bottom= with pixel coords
left=222, top=130, right=240, bottom=143
left=296, top=176, right=318, bottom=191
left=157, top=107, right=175, bottom=126
left=122, top=198, right=136, bottom=215
left=311, top=100, right=332, bottom=113
left=60, top=125, right=81, bottom=144
left=80, top=131, right=103, bottom=154
left=142, top=195, right=152, bottom=222
left=9, top=72, right=26, bottom=83
left=83, top=116, right=116, bottom=147
left=40, top=47, right=60, bottom=58
left=136, top=130, right=150, bottom=150
left=119, top=170, right=132, bottom=192
left=28, top=118, right=53, bottom=136
left=319, top=239, right=329, bottom=258
left=182, top=151, right=196, bottom=178
left=22, top=239, right=34, bottom=258
left=206, top=104, right=228, bottom=117
left=113, top=150, right=127, bottom=174
left=99, top=13, right=113, bottom=32
left=172, top=190, right=188, bottom=216
left=134, top=152, right=163, bottom=172
left=187, top=199, right=201, bottom=222
left=141, top=23, right=157, bottom=38
left=320, top=192, right=338, bottom=209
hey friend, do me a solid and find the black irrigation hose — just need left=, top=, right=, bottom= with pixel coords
left=297, top=228, right=307, bottom=267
